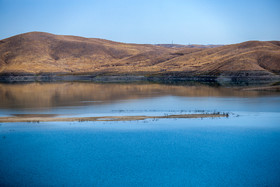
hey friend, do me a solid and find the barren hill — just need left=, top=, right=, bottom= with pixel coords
left=0, top=32, right=279, bottom=82
left=155, top=44, right=223, bottom=48
left=0, top=32, right=176, bottom=73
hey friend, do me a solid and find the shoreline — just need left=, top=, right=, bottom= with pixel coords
left=0, top=71, right=279, bottom=85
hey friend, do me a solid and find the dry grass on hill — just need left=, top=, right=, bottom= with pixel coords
left=0, top=32, right=279, bottom=78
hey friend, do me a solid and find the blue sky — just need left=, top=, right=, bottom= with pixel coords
left=0, top=0, right=279, bottom=44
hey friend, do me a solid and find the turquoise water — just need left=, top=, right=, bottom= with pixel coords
left=0, top=83, right=280, bottom=186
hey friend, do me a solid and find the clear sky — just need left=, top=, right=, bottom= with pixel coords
left=0, top=0, right=279, bottom=44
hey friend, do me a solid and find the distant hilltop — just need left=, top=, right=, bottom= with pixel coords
left=154, top=44, right=223, bottom=48
left=0, top=32, right=280, bottom=83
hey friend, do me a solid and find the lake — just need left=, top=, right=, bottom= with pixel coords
left=0, top=82, right=280, bottom=186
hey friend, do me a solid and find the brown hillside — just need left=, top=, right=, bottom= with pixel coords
left=155, top=44, right=223, bottom=48
left=154, top=41, right=280, bottom=76
left=0, top=32, right=176, bottom=73
left=0, top=32, right=279, bottom=79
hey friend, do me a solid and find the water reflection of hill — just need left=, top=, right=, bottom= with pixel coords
left=0, top=83, right=278, bottom=109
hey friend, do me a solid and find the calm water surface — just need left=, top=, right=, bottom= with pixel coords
left=0, top=82, right=280, bottom=186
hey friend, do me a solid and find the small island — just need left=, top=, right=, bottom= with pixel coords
left=0, top=113, right=228, bottom=123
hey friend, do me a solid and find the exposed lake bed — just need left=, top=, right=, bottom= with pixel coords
left=0, top=113, right=229, bottom=122
left=0, top=82, right=280, bottom=186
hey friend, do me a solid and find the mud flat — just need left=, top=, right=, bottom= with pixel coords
left=0, top=113, right=228, bottom=123
left=243, top=85, right=280, bottom=91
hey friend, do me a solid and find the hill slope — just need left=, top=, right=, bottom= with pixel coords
left=0, top=32, right=176, bottom=73
left=0, top=32, right=279, bottom=81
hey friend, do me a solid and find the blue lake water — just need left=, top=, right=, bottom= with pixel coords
left=0, top=83, right=280, bottom=186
